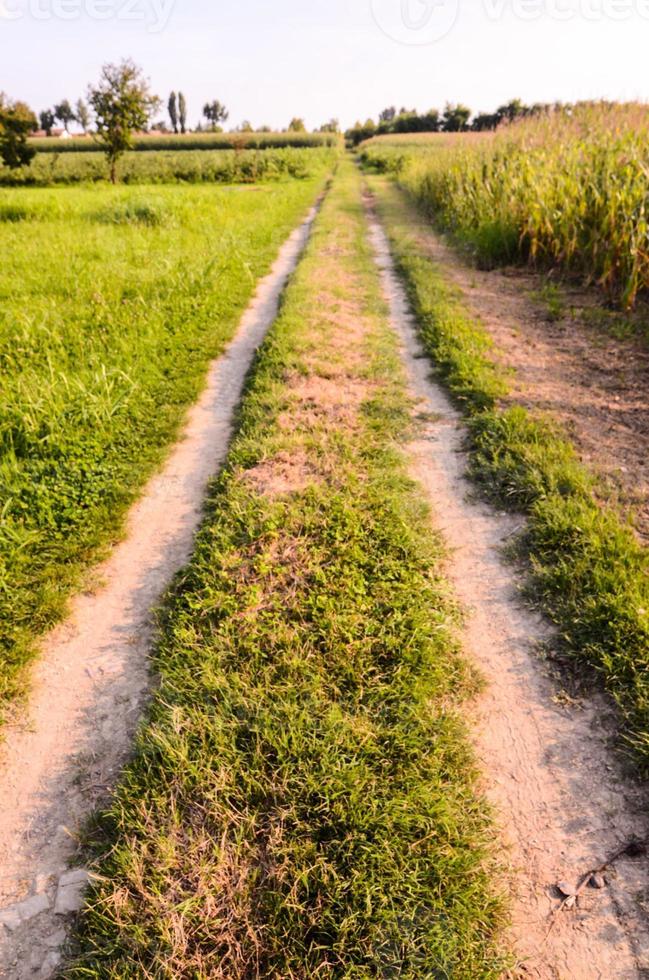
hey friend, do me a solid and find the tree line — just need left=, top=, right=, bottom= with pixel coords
left=345, top=99, right=566, bottom=145
left=0, top=60, right=343, bottom=178
left=0, top=61, right=162, bottom=180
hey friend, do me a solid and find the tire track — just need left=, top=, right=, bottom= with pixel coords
left=0, top=197, right=322, bottom=979
left=365, top=194, right=649, bottom=979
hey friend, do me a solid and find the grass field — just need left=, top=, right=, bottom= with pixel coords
left=0, top=147, right=337, bottom=187
left=360, top=103, right=649, bottom=307
left=368, top=175, right=649, bottom=770
left=0, top=172, right=330, bottom=714
left=64, top=161, right=506, bottom=979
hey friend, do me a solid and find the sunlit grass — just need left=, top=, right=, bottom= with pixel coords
left=0, top=175, right=328, bottom=714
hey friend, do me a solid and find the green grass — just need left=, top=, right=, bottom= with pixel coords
left=0, top=146, right=337, bottom=187
left=0, top=175, right=329, bottom=715
left=368, top=175, right=649, bottom=771
left=64, top=162, right=506, bottom=978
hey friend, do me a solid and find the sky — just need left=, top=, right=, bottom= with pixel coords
left=2, top=0, right=649, bottom=130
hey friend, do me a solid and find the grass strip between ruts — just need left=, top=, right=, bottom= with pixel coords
left=368, top=174, right=649, bottom=772
left=66, top=162, right=506, bottom=977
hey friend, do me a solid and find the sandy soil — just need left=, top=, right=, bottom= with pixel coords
left=407, top=216, right=649, bottom=540
left=367, top=203, right=649, bottom=979
left=0, top=201, right=320, bottom=980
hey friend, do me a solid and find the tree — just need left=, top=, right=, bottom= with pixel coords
left=203, top=100, right=228, bottom=129
left=178, top=92, right=187, bottom=134
left=75, top=99, right=90, bottom=134
left=318, top=118, right=340, bottom=133
left=471, top=111, right=499, bottom=132
left=496, top=98, right=526, bottom=124
left=54, top=99, right=75, bottom=133
left=88, top=59, right=160, bottom=184
left=418, top=109, right=440, bottom=132
left=379, top=106, right=397, bottom=124
left=0, top=95, right=37, bottom=169
left=345, top=118, right=376, bottom=147
left=288, top=117, right=306, bottom=132
left=39, top=108, right=55, bottom=136
left=239, top=120, right=254, bottom=132
left=442, top=102, right=471, bottom=132
left=168, top=91, right=178, bottom=133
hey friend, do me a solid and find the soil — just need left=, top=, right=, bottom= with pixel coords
left=408, top=219, right=649, bottom=540
left=0, top=201, right=320, bottom=980
left=367, top=202, right=649, bottom=979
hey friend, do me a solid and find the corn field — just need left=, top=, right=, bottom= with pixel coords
left=361, top=103, right=649, bottom=308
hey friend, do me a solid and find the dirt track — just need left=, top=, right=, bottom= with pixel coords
left=2, top=172, right=649, bottom=978
left=367, top=198, right=649, bottom=979
left=408, top=217, right=649, bottom=542
left=0, top=202, right=320, bottom=979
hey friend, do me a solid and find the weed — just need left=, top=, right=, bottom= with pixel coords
left=0, top=147, right=338, bottom=188
left=532, top=283, right=565, bottom=322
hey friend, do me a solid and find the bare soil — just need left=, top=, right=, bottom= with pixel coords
left=408, top=216, right=649, bottom=540
left=241, top=449, right=322, bottom=497
left=0, top=202, right=320, bottom=980
left=367, top=203, right=649, bottom=979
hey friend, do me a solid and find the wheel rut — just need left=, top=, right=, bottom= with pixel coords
left=365, top=194, right=649, bottom=979
left=0, top=199, right=321, bottom=980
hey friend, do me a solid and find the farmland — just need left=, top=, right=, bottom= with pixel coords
left=2, top=98, right=649, bottom=978
left=361, top=103, right=649, bottom=307
left=0, top=166, right=330, bottom=711
left=28, top=131, right=341, bottom=153
left=367, top=174, right=649, bottom=770
left=0, top=146, right=335, bottom=187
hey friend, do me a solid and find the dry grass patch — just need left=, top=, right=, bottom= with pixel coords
left=239, top=450, right=321, bottom=498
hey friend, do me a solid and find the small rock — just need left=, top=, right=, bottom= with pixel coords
left=0, top=906, right=22, bottom=932
left=590, top=873, right=606, bottom=889
left=35, top=873, right=55, bottom=894
left=557, top=881, right=576, bottom=898
left=0, top=893, right=50, bottom=931
left=58, top=868, right=89, bottom=888
left=54, top=868, right=89, bottom=915
left=564, top=895, right=577, bottom=910
left=39, top=950, right=61, bottom=978
left=45, top=928, right=67, bottom=947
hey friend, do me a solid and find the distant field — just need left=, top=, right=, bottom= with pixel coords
left=0, top=146, right=338, bottom=187
left=360, top=103, right=649, bottom=307
left=361, top=132, right=485, bottom=150
left=0, top=173, right=329, bottom=712
left=28, top=131, right=341, bottom=153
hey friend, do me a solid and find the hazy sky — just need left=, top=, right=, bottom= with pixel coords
left=2, top=0, right=649, bottom=129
